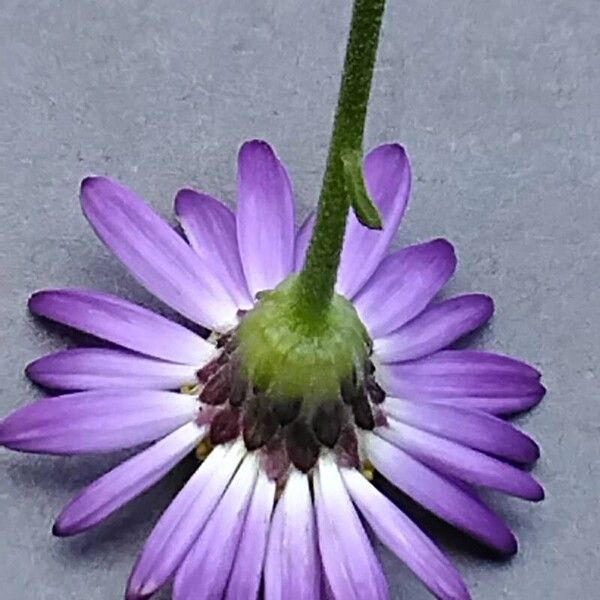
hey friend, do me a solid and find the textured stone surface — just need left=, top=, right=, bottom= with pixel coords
left=1, top=0, right=598, bottom=598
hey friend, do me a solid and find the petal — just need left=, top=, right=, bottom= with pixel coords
left=341, top=468, right=470, bottom=600
left=126, top=440, right=246, bottom=600
left=374, top=294, right=494, bottom=363
left=377, top=423, right=544, bottom=500
left=354, top=239, right=457, bottom=338
left=175, top=189, right=253, bottom=309
left=80, top=176, right=238, bottom=330
left=383, top=397, right=540, bottom=463
left=377, top=350, right=545, bottom=415
left=236, top=140, right=295, bottom=296
left=314, top=454, right=388, bottom=600
left=337, top=144, right=411, bottom=299
left=29, top=289, right=215, bottom=365
left=427, top=391, right=546, bottom=415
left=365, top=434, right=517, bottom=554
left=226, top=469, right=276, bottom=600
left=0, top=390, right=199, bottom=455
left=264, top=469, right=321, bottom=600
left=26, top=348, right=197, bottom=391
left=294, top=211, right=316, bottom=271
left=387, top=349, right=541, bottom=378
left=53, top=422, right=205, bottom=536
left=173, top=453, right=259, bottom=600
left=321, top=575, right=337, bottom=600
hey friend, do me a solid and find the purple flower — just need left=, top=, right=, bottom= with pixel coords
left=0, top=140, right=544, bottom=600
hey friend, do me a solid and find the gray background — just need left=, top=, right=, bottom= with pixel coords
left=1, top=0, right=598, bottom=598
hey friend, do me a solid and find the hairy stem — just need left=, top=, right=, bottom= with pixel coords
left=295, top=0, right=386, bottom=318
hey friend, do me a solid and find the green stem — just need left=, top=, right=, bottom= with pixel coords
left=294, top=0, right=386, bottom=318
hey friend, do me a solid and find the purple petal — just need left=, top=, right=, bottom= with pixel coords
left=389, top=349, right=541, bottom=378
left=374, top=294, right=494, bottom=363
left=336, top=144, right=411, bottom=299
left=226, top=469, right=276, bottom=600
left=236, top=140, right=295, bottom=296
left=377, top=422, right=544, bottom=500
left=427, top=391, right=546, bottom=415
left=354, top=239, right=457, bottom=338
left=378, top=350, right=545, bottom=415
left=0, top=390, right=199, bottom=455
left=26, top=348, right=197, bottom=391
left=173, top=453, right=258, bottom=600
left=321, top=574, right=337, bottom=600
left=175, top=189, right=253, bottom=309
left=342, top=468, right=470, bottom=600
left=383, top=397, right=539, bottom=463
left=294, top=211, right=316, bottom=271
left=126, top=441, right=246, bottom=600
left=365, top=434, right=517, bottom=554
left=29, top=289, right=215, bottom=365
left=264, top=469, right=321, bottom=600
left=314, top=455, right=388, bottom=600
left=54, top=422, right=205, bottom=536
left=80, top=177, right=238, bottom=330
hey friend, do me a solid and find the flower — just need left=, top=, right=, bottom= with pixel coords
left=0, top=140, right=544, bottom=600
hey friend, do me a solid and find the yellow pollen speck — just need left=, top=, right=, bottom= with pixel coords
left=195, top=438, right=214, bottom=461
left=207, top=331, right=221, bottom=345
left=180, top=382, right=200, bottom=395
left=361, top=460, right=375, bottom=481
left=274, top=478, right=287, bottom=500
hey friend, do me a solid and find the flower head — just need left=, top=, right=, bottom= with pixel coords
left=0, top=140, right=544, bottom=600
